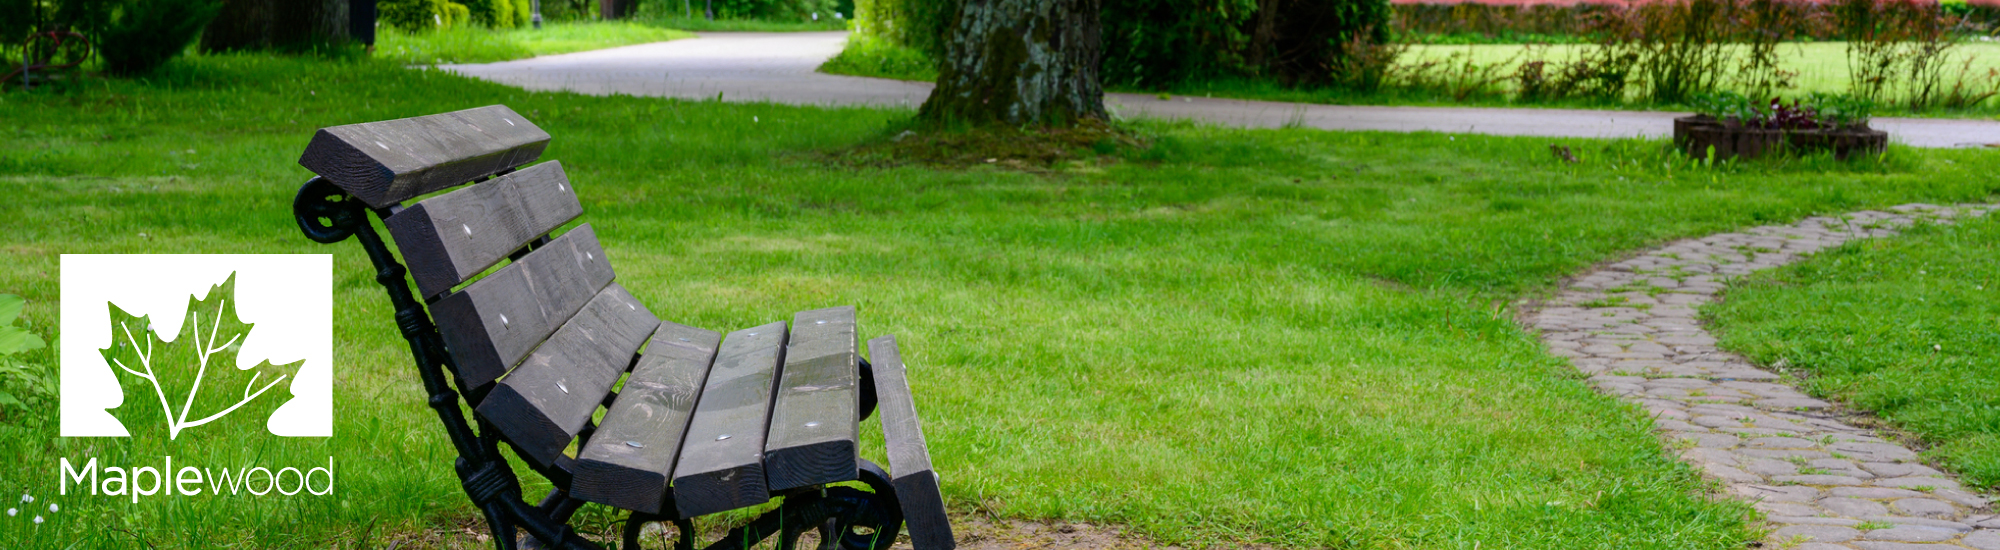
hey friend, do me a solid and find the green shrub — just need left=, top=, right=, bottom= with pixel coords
left=819, top=32, right=935, bottom=81
left=90, top=0, right=223, bottom=75
left=467, top=0, right=528, bottom=27
left=383, top=0, right=474, bottom=31
left=1099, top=0, right=1254, bottom=88
left=513, top=0, right=533, bottom=26
left=1100, top=0, right=1391, bottom=88
left=708, top=0, right=839, bottom=21
left=1, top=0, right=47, bottom=48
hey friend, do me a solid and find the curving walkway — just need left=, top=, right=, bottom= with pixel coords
left=437, top=32, right=2000, bottom=148
left=1525, top=204, right=2000, bottom=549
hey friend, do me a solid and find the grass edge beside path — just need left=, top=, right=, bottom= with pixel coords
left=1704, top=214, right=2000, bottom=492
left=376, top=21, right=697, bottom=65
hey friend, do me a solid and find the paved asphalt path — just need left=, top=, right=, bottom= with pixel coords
left=441, top=31, right=2000, bottom=148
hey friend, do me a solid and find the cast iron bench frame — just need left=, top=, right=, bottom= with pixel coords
left=290, top=105, right=954, bottom=550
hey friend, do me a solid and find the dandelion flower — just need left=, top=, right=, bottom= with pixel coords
left=19, top=494, right=29, bottom=503
left=49, top=503, right=58, bottom=513
left=6, top=508, right=14, bottom=516
left=33, top=515, right=42, bottom=524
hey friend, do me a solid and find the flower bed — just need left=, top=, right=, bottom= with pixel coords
left=1675, top=93, right=1887, bottom=160
left=1674, top=116, right=1888, bottom=160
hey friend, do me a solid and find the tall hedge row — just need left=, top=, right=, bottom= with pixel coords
left=853, top=0, right=1393, bottom=88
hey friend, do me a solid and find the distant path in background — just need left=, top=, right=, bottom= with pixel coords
left=440, top=31, right=2000, bottom=148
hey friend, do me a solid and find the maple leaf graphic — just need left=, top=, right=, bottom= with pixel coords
left=99, top=273, right=303, bottom=440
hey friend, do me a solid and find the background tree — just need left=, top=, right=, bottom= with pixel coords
left=201, top=0, right=347, bottom=52
left=917, top=0, right=1109, bottom=128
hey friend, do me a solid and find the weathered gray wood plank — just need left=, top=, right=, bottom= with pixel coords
left=430, top=224, right=615, bottom=388
left=868, top=335, right=954, bottom=550
left=670, top=321, right=787, bottom=518
left=476, top=284, right=660, bottom=468
left=385, top=161, right=583, bottom=299
left=298, top=105, right=550, bottom=208
left=763, top=306, right=859, bottom=492
left=571, top=322, right=722, bottom=514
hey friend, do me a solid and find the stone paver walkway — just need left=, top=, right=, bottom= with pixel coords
left=1525, top=204, right=2000, bottom=549
left=439, top=32, right=2000, bottom=148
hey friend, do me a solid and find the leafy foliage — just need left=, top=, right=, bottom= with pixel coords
left=0, top=294, right=51, bottom=415
left=1100, top=0, right=1393, bottom=88
left=819, top=32, right=937, bottom=82
left=465, top=0, right=534, bottom=28
left=97, top=0, right=221, bottom=75
left=0, top=295, right=44, bottom=357
left=99, top=274, right=301, bottom=440
left=854, top=0, right=953, bottom=61
left=706, top=0, right=840, bottom=20
left=382, top=0, right=473, bottom=31
left=34, top=0, right=220, bottom=75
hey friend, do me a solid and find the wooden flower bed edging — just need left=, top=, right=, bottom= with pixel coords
left=1673, top=115, right=1888, bottom=161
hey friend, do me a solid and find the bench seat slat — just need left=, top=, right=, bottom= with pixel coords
left=572, top=322, right=723, bottom=514
left=476, top=283, right=661, bottom=468
left=671, top=321, right=787, bottom=519
left=299, top=105, right=550, bottom=208
left=868, top=335, right=956, bottom=550
left=763, top=306, right=860, bottom=492
left=386, top=161, right=583, bottom=299
left=431, top=224, right=615, bottom=389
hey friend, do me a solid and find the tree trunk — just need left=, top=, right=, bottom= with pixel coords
left=602, top=0, right=638, bottom=19
left=202, top=0, right=348, bottom=52
left=1247, top=0, right=1283, bottom=70
left=917, top=0, right=1107, bottom=128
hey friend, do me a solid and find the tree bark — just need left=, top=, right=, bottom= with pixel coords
left=202, top=0, right=347, bottom=52
left=602, top=0, right=638, bottom=19
left=917, top=0, right=1107, bottom=128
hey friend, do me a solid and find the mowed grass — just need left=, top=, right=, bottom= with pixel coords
left=376, top=21, right=695, bottom=65
left=4, top=53, right=2000, bottom=548
left=1705, top=215, right=2000, bottom=492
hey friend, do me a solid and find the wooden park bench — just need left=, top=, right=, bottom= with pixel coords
left=290, top=105, right=954, bottom=550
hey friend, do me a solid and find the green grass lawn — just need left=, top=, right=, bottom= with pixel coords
left=376, top=21, right=697, bottom=65
left=820, top=39, right=2000, bottom=118
left=3, top=52, right=2000, bottom=548
left=1705, top=215, right=2000, bottom=492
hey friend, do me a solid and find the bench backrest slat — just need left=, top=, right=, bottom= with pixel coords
left=299, top=105, right=550, bottom=208
left=867, top=335, right=956, bottom=550
left=386, top=161, right=583, bottom=299
left=476, top=283, right=662, bottom=467
left=762, top=306, right=860, bottom=492
left=671, top=321, right=787, bottom=518
left=431, top=224, right=616, bottom=389
left=571, top=322, right=724, bottom=514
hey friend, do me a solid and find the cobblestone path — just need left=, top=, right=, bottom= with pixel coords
left=1524, top=204, right=2000, bottom=549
